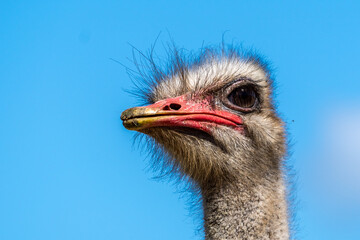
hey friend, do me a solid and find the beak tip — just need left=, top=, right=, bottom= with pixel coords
left=120, top=108, right=133, bottom=121
left=120, top=112, right=126, bottom=121
left=122, top=118, right=140, bottom=131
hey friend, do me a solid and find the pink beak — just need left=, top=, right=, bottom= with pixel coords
left=121, top=94, right=244, bottom=134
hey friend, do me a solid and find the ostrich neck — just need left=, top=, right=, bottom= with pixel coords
left=201, top=175, right=289, bottom=240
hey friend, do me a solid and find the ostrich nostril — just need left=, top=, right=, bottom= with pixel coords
left=163, top=103, right=182, bottom=111
left=169, top=103, right=181, bottom=110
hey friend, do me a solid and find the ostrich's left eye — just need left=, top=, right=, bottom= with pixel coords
left=228, top=86, right=257, bottom=108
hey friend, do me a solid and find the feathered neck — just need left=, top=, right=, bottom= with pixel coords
left=201, top=171, right=289, bottom=239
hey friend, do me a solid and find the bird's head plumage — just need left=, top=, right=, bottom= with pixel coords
left=121, top=45, right=286, bottom=189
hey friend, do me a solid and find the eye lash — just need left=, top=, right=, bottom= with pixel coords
left=200, top=77, right=257, bottom=96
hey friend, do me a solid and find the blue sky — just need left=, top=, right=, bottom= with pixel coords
left=1, top=1, right=360, bottom=239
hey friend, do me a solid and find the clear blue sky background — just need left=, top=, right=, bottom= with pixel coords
left=1, top=1, right=360, bottom=239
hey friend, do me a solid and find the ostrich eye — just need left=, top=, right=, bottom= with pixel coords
left=227, top=85, right=257, bottom=109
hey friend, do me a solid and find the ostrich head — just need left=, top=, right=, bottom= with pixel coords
left=121, top=46, right=286, bottom=191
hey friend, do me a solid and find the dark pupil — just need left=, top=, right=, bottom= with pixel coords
left=228, top=86, right=256, bottom=108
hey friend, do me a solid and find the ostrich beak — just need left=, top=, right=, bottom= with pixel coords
left=121, top=94, right=243, bottom=134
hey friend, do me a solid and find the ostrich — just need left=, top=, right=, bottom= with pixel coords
left=121, top=45, right=290, bottom=239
